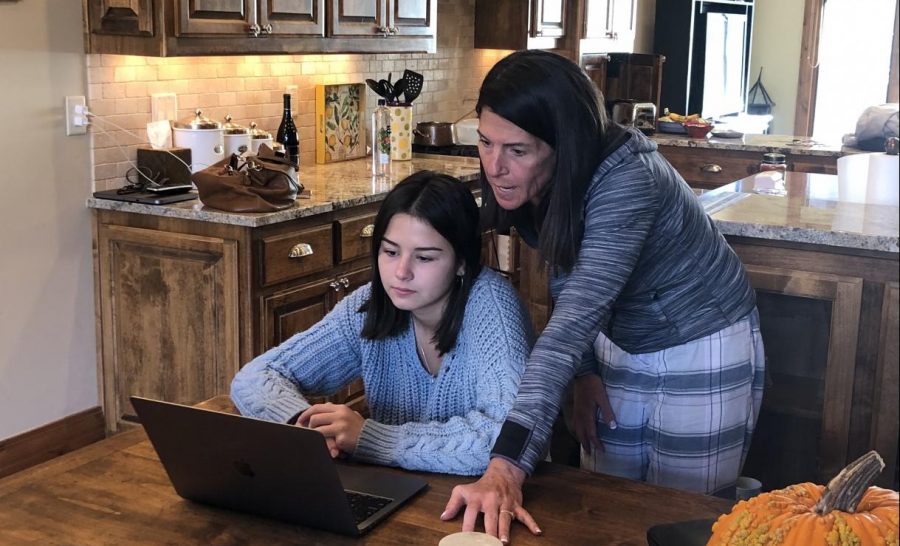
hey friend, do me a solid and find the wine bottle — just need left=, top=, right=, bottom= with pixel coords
left=276, top=93, right=300, bottom=169
left=371, top=99, right=391, bottom=177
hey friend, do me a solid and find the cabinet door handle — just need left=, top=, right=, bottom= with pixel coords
left=248, top=23, right=261, bottom=37
left=339, top=277, right=350, bottom=288
left=329, top=280, right=341, bottom=291
left=360, top=224, right=375, bottom=238
left=262, top=24, right=273, bottom=35
left=700, top=163, right=723, bottom=173
left=389, top=26, right=399, bottom=35
left=288, top=243, right=313, bottom=258
left=376, top=25, right=389, bottom=36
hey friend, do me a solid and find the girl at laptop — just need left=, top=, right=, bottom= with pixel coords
left=231, top=171, right=533, bottom=476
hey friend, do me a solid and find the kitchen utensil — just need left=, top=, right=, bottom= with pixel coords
left=379, top=79, right=393, bottom=101
left=172, top=109, right=225, bottom=173
left=391, top=79, right=408, bottom=104
left=222, top=114, right=251, bottom=157
left=413, top=121, right=455, bottom=146
left=402, top=69, right=424, bottom=104
left=366, top=78, right=387, bottom=98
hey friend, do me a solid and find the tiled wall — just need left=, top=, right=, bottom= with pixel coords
left=86, top=0, right=510, bottom=190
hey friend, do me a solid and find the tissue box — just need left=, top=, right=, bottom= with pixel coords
left=137, top=147, right=192, bottom=186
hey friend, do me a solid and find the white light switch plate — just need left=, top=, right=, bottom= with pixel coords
left=151, top=92, right=178, bottom=122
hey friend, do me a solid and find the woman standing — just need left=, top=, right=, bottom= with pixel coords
left=232, top=171, right=533, bottom=476
left=441, top=50, right=764, bottom=542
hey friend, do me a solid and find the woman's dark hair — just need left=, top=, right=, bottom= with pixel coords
left=360, top=170, right=483, bottom=355
left=477, top=49, right=609, bottom=272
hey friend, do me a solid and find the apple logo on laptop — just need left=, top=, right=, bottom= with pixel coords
left=233, top=459, right=256, bottom=478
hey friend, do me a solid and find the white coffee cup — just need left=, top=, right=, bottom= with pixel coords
left=439, top=531, right=503, bottom=546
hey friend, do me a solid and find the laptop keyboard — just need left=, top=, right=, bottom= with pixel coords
left=345, top=490, right=393, bottom=524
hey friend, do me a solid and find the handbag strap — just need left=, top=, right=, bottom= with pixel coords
left=255, top=143, right=296, bottom=167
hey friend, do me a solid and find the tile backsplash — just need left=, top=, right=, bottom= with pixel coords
left=86, top=0, right=509, bottom=191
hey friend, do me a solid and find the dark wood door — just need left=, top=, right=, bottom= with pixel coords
left=258, top=0, right=326, bottom=36
left=175, top=0, right=257, bottom=36
left=387, top=0, right=436, bottom=37
left=329, top=0, right=386, bottom=36
left=740, top=265, right=863, bottom=491
left=532, top=0, right=566, bottom=38
left=97, top=225, right=240, bottom=432
left=261, top=277, right=335, bottom=350
left=88, top=0, right=155, bottom=36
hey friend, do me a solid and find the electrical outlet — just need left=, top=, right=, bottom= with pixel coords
left=151, top=92, right=178, bottom=122
left=65, top=95, right=87, bottom=136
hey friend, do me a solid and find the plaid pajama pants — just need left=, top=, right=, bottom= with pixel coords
left=580, top=309, right=765, bottom=495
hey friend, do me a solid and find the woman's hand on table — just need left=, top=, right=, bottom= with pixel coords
left=298, top=403, right=364, bottom=456
left=573, top=373, right=617, bottom=455
left=441, top=458, right=542, bottom=544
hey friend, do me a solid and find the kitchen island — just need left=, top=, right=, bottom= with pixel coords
left=653, top=132, right=861, bottom=190
left=88, top=155, right=481, bottom=433
left=699, top=171, right=898, bottom=491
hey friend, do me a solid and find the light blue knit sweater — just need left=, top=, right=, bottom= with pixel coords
left=231, top=268, right=533, bottom=476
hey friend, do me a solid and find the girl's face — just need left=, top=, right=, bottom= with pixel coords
left=477, top=107, right=556, bottom=210
left=377, top=213, right=463, bottom=324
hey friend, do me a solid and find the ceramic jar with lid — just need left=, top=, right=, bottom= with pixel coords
left=248, top=122, right=273, bottom=154
left=172, top=109, right=224, bottom=172
left=222, top=115, right=251, bottom=157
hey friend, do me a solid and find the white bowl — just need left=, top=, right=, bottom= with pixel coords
left=454, top=118, right=480, bottom=146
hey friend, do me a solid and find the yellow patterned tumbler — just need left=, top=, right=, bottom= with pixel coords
left=389, top=106, right=413, bottom=161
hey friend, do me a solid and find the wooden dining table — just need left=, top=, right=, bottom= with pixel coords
left=0, top=396, right=733, bottom=545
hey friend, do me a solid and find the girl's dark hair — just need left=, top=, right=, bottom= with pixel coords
left=477, top=49, right=609, bottom=272
left=360, top=170, right=483, bottom=355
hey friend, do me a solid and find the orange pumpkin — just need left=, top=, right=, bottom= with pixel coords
left=707, top=451, right=899, bottom=545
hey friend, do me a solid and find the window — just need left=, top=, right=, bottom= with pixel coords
left=796, top=0, right=899, bottom=139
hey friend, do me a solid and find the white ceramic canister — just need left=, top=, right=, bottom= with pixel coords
left=248, top=121, right=273, bottom=154
left=222, top=114, right=251, bottom=157
left=172, top=109, right=225, bottom=172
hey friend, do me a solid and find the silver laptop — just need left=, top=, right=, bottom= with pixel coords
left=131, top=396, right=428, bottom=536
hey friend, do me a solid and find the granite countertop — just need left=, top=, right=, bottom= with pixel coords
left=652, top=133, right=860, bottom=157
left=699, top=171, right=899, bottom=253
left=87, top=155, right=481, bottom=227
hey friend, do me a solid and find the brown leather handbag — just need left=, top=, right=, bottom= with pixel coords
left=192, top=144, right=302, bottom=213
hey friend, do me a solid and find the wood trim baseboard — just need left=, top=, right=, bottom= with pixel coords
left=0, top=407, right=106, bottom=480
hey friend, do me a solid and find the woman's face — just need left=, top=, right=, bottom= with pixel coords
left=478, top=107, right=556, bottom=210
left=377, top=213, right=463, bottom=323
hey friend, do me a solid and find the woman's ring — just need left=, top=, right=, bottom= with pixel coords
left=500, top=509, right=516, bottom=520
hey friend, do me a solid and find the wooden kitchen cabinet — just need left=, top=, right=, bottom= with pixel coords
left=176, top=0, right=325, bottom=37
left=94, top=222, right=242, bottom=433
left=83, top=0, right=436, bottom=56
left=657, top=145, right=839, bottom=191
left=474, top=0, right=571, bottom=52
left=580, top=0, right=637, bottom=53
left=93, top=200, right=381, bottom=432
left=330, top=0, right=436, bottom=38
left=728, top=238, right=899, bottom=491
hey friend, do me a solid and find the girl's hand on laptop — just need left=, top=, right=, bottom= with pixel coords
left=298, top=403, right=365, bottom=455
